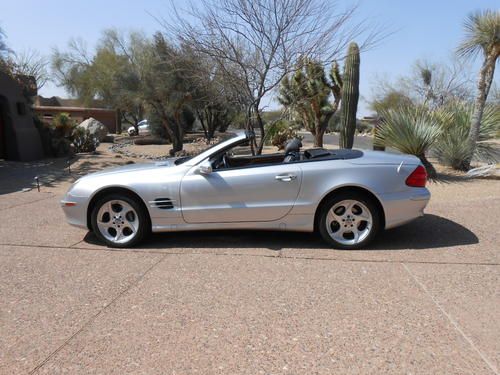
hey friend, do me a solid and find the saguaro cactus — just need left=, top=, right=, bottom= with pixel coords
left=339, top=42, right=360, bottom=149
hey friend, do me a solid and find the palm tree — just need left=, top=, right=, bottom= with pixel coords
left=457, top=10, right=500, bottom=169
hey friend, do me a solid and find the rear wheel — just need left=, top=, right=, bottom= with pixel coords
left=91, top=194, right=148, bottom=248
left=318, top=192, right=381, bottom=249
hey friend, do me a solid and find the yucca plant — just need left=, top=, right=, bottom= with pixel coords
left=52, top=112, right=75, bottom=137
left=434, top=101, right=499, bottom=170
left=375, top=105, right=443, bottom=178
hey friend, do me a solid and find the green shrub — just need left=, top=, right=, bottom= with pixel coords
left=434, top=101, right=499, bottom=170
left=71, top=127, right=99, bottom=153
left=52, top=112, right=75, bottom=137
left=50, top=137, right=72, bottom=157
left=356, top=120, right=373, bottom=134
left=148, top=108, right=196, bottom=141
left=264, top=120, right=302, bottom=150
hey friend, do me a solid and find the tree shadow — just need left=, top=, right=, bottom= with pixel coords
left=84, top=214, right=478, bottom=251
left=0, top=154, right=137, bottom=195
left=0, top=158, right=73, bottom=195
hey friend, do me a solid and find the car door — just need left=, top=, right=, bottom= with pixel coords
left=180, top=163, right=302, bottom=223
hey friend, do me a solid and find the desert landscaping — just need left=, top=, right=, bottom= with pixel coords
left=0, top=135, right=499, bottom=373
left=1, top=1, right=500, bottom=374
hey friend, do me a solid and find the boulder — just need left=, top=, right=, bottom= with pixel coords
left=78, top=118, right=108, bottom=141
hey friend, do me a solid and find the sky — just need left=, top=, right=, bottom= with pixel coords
left=1, top=0, right=498, bottom=116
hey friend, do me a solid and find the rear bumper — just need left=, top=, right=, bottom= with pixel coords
left=381, top=188, right=430, bottom=229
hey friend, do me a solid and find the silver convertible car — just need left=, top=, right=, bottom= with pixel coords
left=61, top=131, right=430, bottom=249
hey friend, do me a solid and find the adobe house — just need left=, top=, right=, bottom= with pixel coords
left=0, top=71, right=43, bottom=161
left=33, top=96, right=121, bottom=134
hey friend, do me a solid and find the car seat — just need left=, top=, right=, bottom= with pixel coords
left=283, top=138, right=302, bottom=163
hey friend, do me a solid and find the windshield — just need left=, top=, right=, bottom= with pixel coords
left=181, top=132, right=248, bottom=166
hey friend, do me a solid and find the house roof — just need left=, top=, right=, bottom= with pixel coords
left=33, top=95, right=108, bottom=109
left=33, top=105, right=116, bottom=113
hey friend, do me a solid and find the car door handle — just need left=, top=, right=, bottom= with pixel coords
left=275, top=174, right=297, bottom=182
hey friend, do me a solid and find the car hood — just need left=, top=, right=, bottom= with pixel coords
left=84, top=160, right=174, bottom=178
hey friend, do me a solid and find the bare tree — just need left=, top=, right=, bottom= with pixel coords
left=162, top=0, right=381, bottom=153
left=369, top=57, right=474, bottom=113
left=401, top=59, right=474, bottom=108
left=0, top=27, right=10, bottom=59
left=12, top=49, right=49, bottom=90
left=51, top=38, right=93, bottom=98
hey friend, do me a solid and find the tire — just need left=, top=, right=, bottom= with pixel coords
left=91, top=193, right=149, bottom=248
left=318, top=192, right=381, bottom=250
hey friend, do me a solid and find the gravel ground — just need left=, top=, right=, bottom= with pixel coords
left=0, top=148, right=499, bottom=374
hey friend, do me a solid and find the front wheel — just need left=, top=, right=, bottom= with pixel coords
left=318, top=192, right=381, bottom=250
left=91, top=194, right=148, bottom=248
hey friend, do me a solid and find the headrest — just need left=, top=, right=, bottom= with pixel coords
left=284, top=138, right=302, bottom=155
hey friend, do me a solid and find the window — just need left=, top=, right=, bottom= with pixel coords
left=211, top=140, right=285, bottom=170
left=16, top=102, right=26, bottom=116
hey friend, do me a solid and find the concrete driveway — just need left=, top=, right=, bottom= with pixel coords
left=0, top=158, right=499, bottom=374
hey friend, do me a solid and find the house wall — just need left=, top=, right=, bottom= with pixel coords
left=33, top=106, right=121, bottom=134
left=0, top=72, right=43, bottom=161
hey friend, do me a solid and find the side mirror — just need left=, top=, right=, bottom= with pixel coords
left=197, top=160, right=213, bottom=175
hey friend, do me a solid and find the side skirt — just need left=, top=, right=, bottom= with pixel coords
left=151, top=214, right=314, bottom=233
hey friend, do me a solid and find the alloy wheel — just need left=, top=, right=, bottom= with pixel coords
left=96, top=199, right=139, bottom=244
left=325, top=199, right=373, bottom=246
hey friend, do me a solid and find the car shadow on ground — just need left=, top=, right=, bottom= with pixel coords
left=83, top=214, right=478, bottom=251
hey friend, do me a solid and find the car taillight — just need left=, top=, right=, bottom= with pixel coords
left=406, top=165, right=427, bottom=187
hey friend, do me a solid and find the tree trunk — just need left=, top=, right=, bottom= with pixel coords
left=419, top=153, right=437, bottom=179
left=207, top=108, right=216, bottom=142
left=161, top=119, right=176, bottom=154
left=317, top=112, right=335, bottom=148
left=464, top=50, right=498, bottom=169
left=254, top=105, right=265, bottom=155
left=172, top=122, right=184, bottom=154
left=197, top=110, right=208, bottom=140
left=161, top=117, right=183, bottom=156
left=314, top=129, right=324, bottom=148
left=170, top=126, right=183, bottom=155
left=207, top=127, right=216, bottom=142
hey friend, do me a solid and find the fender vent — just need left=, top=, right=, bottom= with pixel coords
left=152, top=198, right=174, bottom=210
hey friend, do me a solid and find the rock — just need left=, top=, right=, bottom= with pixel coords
left=78, top=118, right=108, bottom=141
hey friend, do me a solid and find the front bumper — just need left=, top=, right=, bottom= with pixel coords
left=60, top=192, right=89, bottom=229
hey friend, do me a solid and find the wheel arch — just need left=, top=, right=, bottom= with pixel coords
left=86, top=186, right=151, bottom=231
left=313, top=185, right=386, bottom=232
